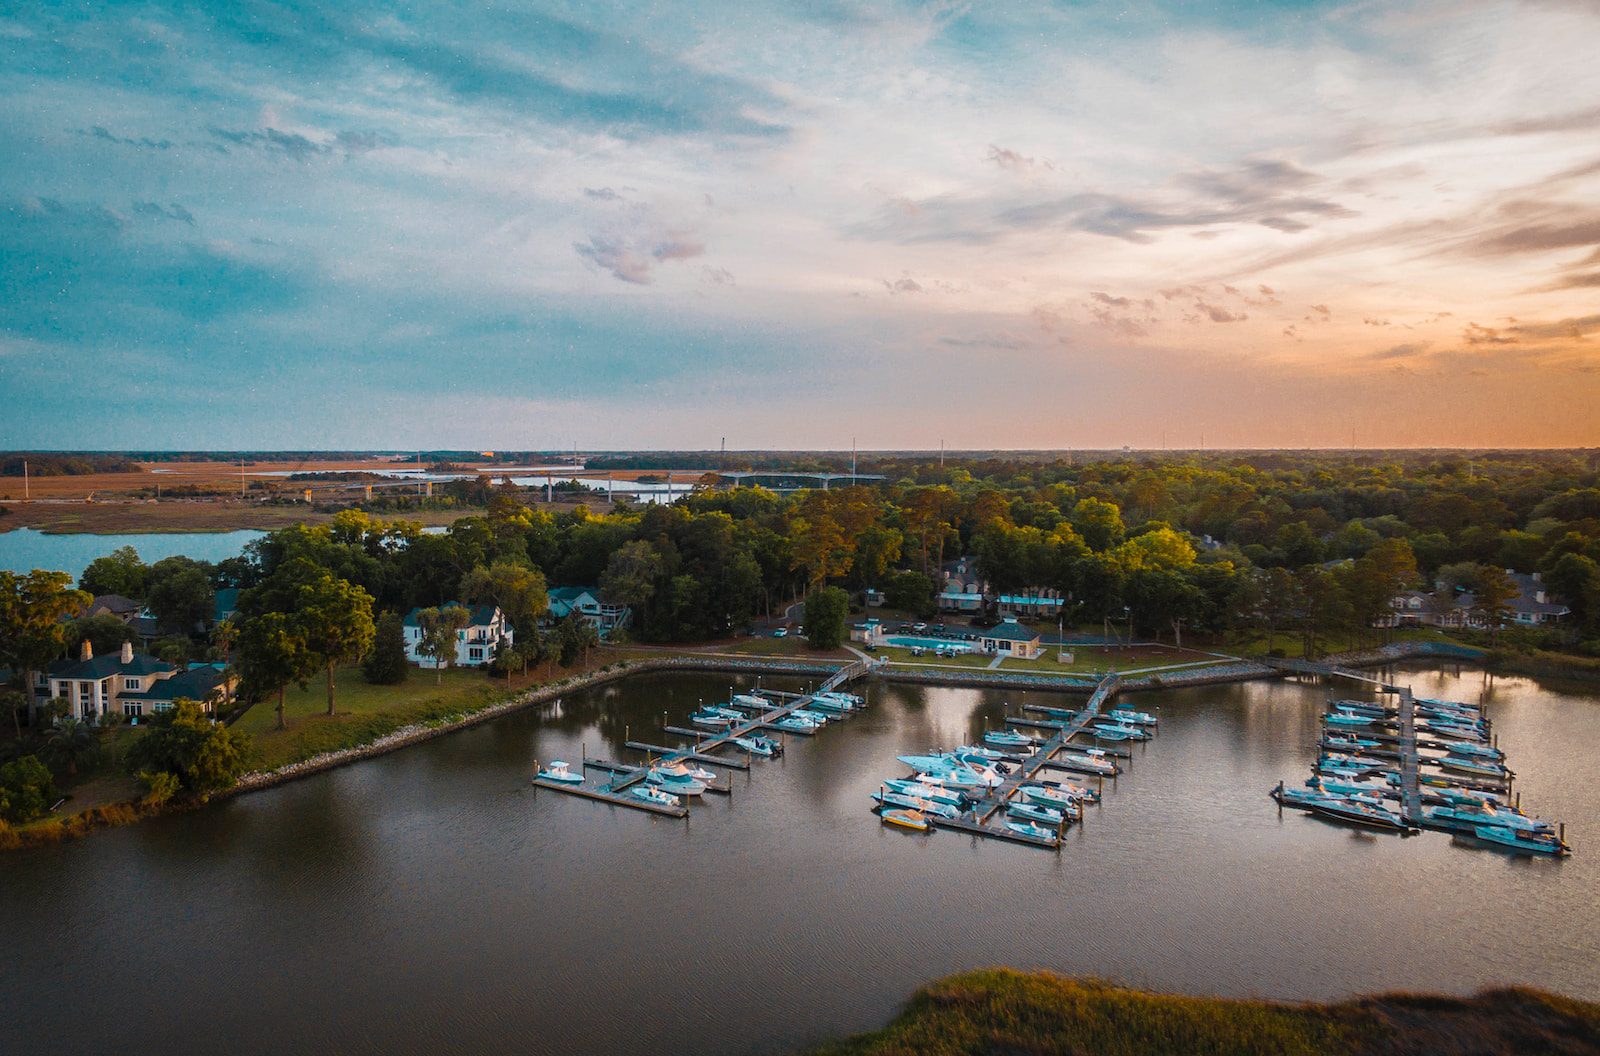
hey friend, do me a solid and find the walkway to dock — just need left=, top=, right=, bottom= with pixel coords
left=532, top=658, right=876, bottom=817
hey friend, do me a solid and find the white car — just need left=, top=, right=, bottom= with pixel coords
left=772, top=627, right=788, bottom=638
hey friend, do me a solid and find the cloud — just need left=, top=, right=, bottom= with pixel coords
left=1194, top=301, right=1246, bottom=323
left=1463, top=322, right=1516, bottom=346
left=573, top=230, right=706, bottom=284
left=882, top=277, right=924, bottom=294
left=585, top=187, right=624, bottom=201
left=1089, top=292, right=1131, bottom=307
left=132, top=201, right=195, bottom=225
left=208, top=126, right=329, bottom=161
left=77, top=126, right=173, bottom=151
left=1370, top=342, right=1430, bottom=361
left=987, top=145, right=1053, bottom=173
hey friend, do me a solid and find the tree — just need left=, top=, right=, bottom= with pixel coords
left=124, top=700, right=253, bottom=797
left=0, top=570, right=91, bottom=735
left=296, top=571, right=377, bottom=712
left=210, top=616, right=239, bottom=708
left=145, top=556, right=216, bottom=637
left=0, top=755, right=56, bottom=824
left=461, top=560, right=549, bottom=637
left=63, top=613, right=138, bottom=657
left=415, top=605, right=471, bottom=684
left=362, top=612, right=410, bottom=685
left=79, top=545, right=148, bottom=598
left=803, top=586, right=850, bottom=650
left=599, top=539, right=663, bottom=613
left=1545, top=553, right=1600, bottom=634
left=1070, top=498, right=1125, bottom=552
left=41, top=717, right=100, bottom=778
left=555, top=614, right=599, bottom=668
left=236, top=612, right=315, bottom=731
left=1471, top=565, right=1519, bottom=645
left=883, top=570, right=936, bottom=616
left=1347, top=538, right=1419, bottom=642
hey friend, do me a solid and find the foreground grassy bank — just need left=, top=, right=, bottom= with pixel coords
left=806, top=970, right=1600, bottom=1056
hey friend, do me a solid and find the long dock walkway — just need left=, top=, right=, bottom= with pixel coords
left=533, top=658, right=875, bottom=817
left=925, top=673, right=1123, bottom=849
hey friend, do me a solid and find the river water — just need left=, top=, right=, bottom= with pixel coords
left=2, top=664, right=1595, bottom=1055
left=0, top=527, right=265, bottom=579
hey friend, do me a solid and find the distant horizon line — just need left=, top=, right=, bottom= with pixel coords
left=5, top=447, right=1599, bottom=457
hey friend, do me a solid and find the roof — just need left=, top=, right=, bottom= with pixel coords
left=81, top=594, right=141, bottom=617
left=402, top=602, right=500, bottom=628
left=548, top=586, right=598, bottom=603
left=123, top=666, right=226, bottom=703
left=48, top=653, right=176, bottom=681
left=979, top=621, right=1041, bottom=643
left=214, top=587, right=241, bottom=621
left=1508, top=572, right=1571, bottom=617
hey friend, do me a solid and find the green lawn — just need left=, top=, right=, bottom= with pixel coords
left=236, top=663, right=582, bottom=769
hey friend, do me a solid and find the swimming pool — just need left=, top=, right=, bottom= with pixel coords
left=883, top=635, right=976, bottom=653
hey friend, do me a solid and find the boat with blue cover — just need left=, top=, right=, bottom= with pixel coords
left=731, top=693, right=770, bottom=709
left=1426, top=802, right=1551, bottom=834
left=1092, top=721, right=1149, bottom=741
left=1109, top=708, right=1158, bottom=727
left=734, top=734, right=782, bottom=757
left=1436, top=754, right=1510, bottom=779
left=1326, top=712, right=1377, bottom=728
left=537, top=760, right=585, bottom=785
left=1323, top=733, right=1380, bottom=750
left=771, top=716, right=817, bottom=734
left=1028, top=777, right=1100, bottom=803
left=789, top=707, right=830, bottom=724
left=1439, top=740, right=1503, bottom=761
left=691, top=708, right=738, bottom=728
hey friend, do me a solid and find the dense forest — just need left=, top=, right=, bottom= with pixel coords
left=0, top=454, right=141, bottom=476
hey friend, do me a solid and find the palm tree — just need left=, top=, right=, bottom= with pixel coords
left=42, top=717, right=100, bottom=778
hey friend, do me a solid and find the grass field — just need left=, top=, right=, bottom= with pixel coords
left=234, top=659, right=612, bottom=769
left=806, top=969, right=1600, bottom=1056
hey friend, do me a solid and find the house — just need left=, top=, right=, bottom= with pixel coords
left=1384, top=570, right=1570, bottom=629
left=863, top=587, right=885, bottom=607
left=34, top=640, right=232, bottom=722
left=850, top=618, right=885, bottom=645
left=978, top=618, right=1043, bottom=659
left=546, top=586, right=630, bottom=636
left=402, top=603, right=512, bottom=668
left=78, top=594, right=143, bottom=623
left=214, top=587, right=241, bottom=624
left=937, top=558, right=1066, bottom=618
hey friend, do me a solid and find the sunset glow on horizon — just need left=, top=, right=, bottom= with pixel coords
left=2, top=1, right=1598, bottom=449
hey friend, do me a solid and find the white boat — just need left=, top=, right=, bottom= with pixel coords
left=631, top=785, right=681, bottom=808
left=537, top=761, right=584, bottom=785
left=647, top=765, right=708, bottom=796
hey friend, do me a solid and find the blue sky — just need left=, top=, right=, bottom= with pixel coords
left=2, top=1, right=1598, bottom=449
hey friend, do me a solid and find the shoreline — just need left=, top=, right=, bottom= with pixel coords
left=2, top=639, right=1493, bottom=852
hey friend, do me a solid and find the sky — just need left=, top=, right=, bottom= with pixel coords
left=2, top=0, right=1599, bottom=451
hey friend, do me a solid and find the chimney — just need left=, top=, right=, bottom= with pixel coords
left=79, top=639, right=93, bottom=661
left=121, top=641, right=135, bottom=664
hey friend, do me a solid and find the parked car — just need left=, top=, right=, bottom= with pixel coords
left=773, top=627, right=788, bottom=638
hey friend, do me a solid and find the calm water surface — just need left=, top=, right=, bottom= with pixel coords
left=2, top=663, right=1596, bottom=1055
left=0, top=527, right=265, bottom=578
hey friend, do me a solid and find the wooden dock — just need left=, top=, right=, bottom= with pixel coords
left=533, top=658, right=874, bottom=818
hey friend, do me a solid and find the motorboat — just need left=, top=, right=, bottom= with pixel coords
left=647, top=766, right=708, bottom=796
left=1108, top=708, right=1157, bottom=727
left=537, top=760, right=584, bottom=785
left=1029, top=777, right=1100, bottom=803
left=880, top=807, right=930, bottom=832
left=1005, top=820, right=1060, bottom=843
left=1032, top=705, right=1078, bottom=720
left=731, top=693, right=770, bottom=709
left=734, top=734, right=782, bottom=757
left=807, top=696, right=853, bottom=714
left=1326, top=712, right=1377, bottom=728
left=1058, top=751, right=1118, bottom=777
left=955, top=744, right=1008, bottom=761
left=1092, top=721, right=1149, bottom=741
left=885, top=779, right=966, bottom=807
left=983, top=729, right=1036, bottom=750
left=1435, top=754, right=1510, bottom=779
left=1473, top=824, right=1571, bottom=856
left=631, top=785, right=681, bottom=808
left=1427, top=802, right=1552, bottom=834
left=771, top=717, right=817, bottom=734
left=1020, top=784, right=1076, bottom=807
left=690, top=708, right=738, bottom=728
left=1438, top=740, right=1503, bottom=761
left=1008, top=801, right=1068, bottom=826
left=1323, top=734, right=1380, bottom=750
left=1332, top=700, right=1389, bottom=716
left=1435, top=786, right=1506, bottom=809
left=1306, top=798, right=1417, bottom=833
left=871, top=789, right=959, bottom=819
left=814, top=690, right=862, bottom=708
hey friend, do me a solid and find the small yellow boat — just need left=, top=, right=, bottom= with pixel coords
left=881, top=807, right=930, bottom=832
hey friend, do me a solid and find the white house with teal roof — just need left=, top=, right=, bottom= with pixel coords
left=401, top=603, right=512, bottom=668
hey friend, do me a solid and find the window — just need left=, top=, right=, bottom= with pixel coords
left=468, top=647, right=483, bottom=661
left=123, top=678, right=142, bottom=691
left=79, top=681, right=94, bottom=696
left=153, top=702, right=174, bottom=713
left=124, top=703, right=143, bottom=718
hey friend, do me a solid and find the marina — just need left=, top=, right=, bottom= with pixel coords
left=1272, top=663, right=1571, bottom=855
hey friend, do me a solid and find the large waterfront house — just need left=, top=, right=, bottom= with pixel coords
left=28, top=640, right=232, bottom=722
left=78, top=593, right=143, bottom=623
left=1385, top=570, right=1570, bottom=629
left=401, top=603, right=512, bottom=668
left=546, top=586, right=630, bottom=636
left=978, top=618, right=1044, bottom=659
left=937, top=558, right=1066, bottom=619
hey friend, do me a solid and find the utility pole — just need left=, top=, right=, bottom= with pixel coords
left=239, top=458, right=245, bottom=497
left=851, top=437, right=857, bottom=484
left=939, top=438, right=944, bottom=469
left=22, top=459, right=28, bottom=500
